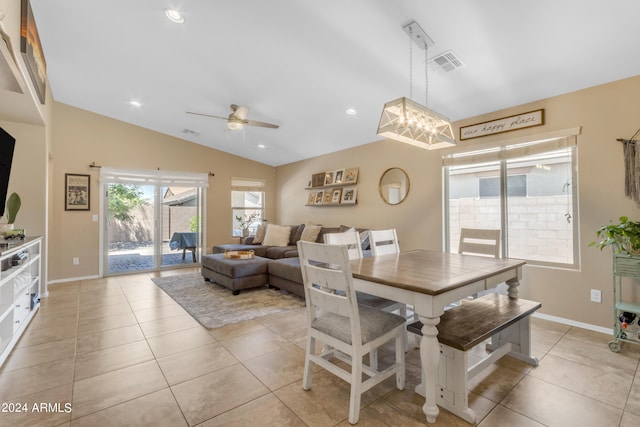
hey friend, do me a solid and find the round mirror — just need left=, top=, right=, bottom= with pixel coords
left=379, top=167, right=410, bottom=205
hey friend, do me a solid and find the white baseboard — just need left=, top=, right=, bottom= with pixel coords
left=47, top=275, right=101, bottom=286
left=533, top=312, right=612, bottom=336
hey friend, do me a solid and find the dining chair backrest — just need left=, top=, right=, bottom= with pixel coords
left=458, top=228, right=500, bottom=258
left=369, top=229, right=400, bottom=256
left=323, top=230, right=363, bottom=260
left=297, top=240, right=361, bottom=337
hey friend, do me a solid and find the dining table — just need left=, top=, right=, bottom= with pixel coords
left=350, top=249, right=526, bottom=424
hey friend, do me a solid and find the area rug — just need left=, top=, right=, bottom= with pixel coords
left=151, top=272, right=305, bottom=329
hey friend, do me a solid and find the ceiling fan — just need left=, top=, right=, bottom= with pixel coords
left=187, top=104, right=279, bottom=130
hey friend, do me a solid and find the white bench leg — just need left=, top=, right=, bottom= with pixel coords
left=492, top=317, right=539, bottom=366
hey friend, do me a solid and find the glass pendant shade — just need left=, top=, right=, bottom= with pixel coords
left=377, top=97, right=456, bottom=150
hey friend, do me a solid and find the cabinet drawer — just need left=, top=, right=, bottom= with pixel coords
left=615, top=256, right=640, bottom=277
left=13, top=292, right=30, bottom=333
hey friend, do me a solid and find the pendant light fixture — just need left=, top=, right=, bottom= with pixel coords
left=377, top=21, right=456, bottom=150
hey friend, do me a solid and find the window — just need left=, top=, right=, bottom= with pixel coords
left=479, top=175, right=526, bottom=198
left=231, top=178, right=265, bottom=237
left=443, top=135, right=578, bottom=268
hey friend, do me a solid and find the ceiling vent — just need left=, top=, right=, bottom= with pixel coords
left=182, top=128, right=200, bottom=137
left=429, top=50, right=465, bottom=72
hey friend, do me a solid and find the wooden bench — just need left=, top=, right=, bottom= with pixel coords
left=407, top=293, right=541, bottom=423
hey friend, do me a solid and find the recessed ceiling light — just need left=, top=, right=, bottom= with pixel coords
left=257, top=144, right=266, bottom=149
left=129, top=100, right=142, bottom=108
left=346, top=108, right=357, bottom=116
left=164, top=8, right=184, bottom=23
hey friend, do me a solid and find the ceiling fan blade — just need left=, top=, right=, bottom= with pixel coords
left=186, top=111, right=229, bottom=121
left=243, top=119, right=280, bottom=129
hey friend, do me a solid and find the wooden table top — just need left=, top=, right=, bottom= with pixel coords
left=350, top=250, right=526, bottom=296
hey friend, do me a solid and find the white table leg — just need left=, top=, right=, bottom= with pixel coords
left=419, top=315, right=440, bottom=423
left=506, top=276, right=520, bottom=299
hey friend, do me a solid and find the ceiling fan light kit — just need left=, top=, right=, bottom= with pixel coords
left=377, top=20, right=456, bottom=150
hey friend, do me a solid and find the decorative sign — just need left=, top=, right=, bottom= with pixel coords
left=460, top=109, right=544, bottom=141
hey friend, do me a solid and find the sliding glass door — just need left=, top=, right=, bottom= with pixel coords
left=101, top=168, right=207, bottom=276
left=105, top=183, right=157, bottom=274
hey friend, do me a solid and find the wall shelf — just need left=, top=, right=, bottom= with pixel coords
left=0, top=237, right=42, bottom=367
left=306, top=167, right=359, bottom=206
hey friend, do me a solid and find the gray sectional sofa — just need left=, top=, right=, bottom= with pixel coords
left=202, top=224, right=366, bottom=297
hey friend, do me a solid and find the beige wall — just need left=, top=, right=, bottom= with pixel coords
left=0, top=0, right=51, bottom=293
left=275, top=75, right=640, bottom=329
left=276, top=140, right=443, bottom=252
left=49, top=102, right=276, bottom=281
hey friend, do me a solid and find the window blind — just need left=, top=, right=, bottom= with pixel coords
left=442, top=135, right=577, bottom=167
left=231, top=177, right=265, bottom=191
left=100, top=167, right=209, bottom=188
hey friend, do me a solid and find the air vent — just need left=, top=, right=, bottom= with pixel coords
left=429, top=50, right=465, bottom=72
left=182, top=129, right=200, bottom=137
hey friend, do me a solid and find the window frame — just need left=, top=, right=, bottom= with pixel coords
left=443, top=135, right=579, bottom=269
left=231, top=178, right=265, bottom=237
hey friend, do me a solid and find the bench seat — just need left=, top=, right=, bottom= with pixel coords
left=408, top=293, right=541, bottom=423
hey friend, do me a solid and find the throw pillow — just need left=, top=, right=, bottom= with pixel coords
left=359, top=230, right=370, bottom=251
left=300, top=222, right=322, bottom=242
left=290, top=224, right=305, bottom=244
left=253, top=224, right=266, bottom=244
left=262, top=224, right=291, bottom=247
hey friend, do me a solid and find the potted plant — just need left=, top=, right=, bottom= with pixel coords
left=591, top=216, right=640, bottom=255
left=235, top=212, right=259, bottom=237
left=0, top=192, right=20, bottom=236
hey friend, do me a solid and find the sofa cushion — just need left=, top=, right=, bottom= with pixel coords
left=262, top=224, right=291, bottom=246
left=268, top=257, right=302, bottom=284
left=300, top=222, right=322, bottom=242
left=284, top=249, right=299, bottom=258
left=265, top=245, right=298, bottom=259
left=253, top=224, right=267, bottom=244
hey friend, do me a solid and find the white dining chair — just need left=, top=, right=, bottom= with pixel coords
left=458, top=228, right=501, bottom=258
left=323, top=230, right=363, bottom=260
left=459, top=228, right=502, bottom=297
left=324, top=230, right=406, bottom=364
left=368, top=228, right=400, bottom=256
left=297, top=240, right=405, bottom=424
left=367, top=228, right=420, bottom=348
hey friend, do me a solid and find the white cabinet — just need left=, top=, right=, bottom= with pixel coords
left=0, top=237, right=41, bottom=366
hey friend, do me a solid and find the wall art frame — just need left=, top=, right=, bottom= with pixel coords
left=460, top=109, right=544, bottom=141
left=65, top=173, right=90, bottom=211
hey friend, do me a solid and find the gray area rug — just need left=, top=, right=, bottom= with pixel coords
left=151, top=272, right=305, bottom=329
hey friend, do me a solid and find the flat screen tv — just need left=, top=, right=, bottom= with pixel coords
left=0, top=127, right=16, bottom=218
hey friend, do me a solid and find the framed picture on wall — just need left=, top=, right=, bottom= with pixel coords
left=307, top=192, right=316, bottom=205
left=65, top=173, right=90, bottom=211
left=323, top=191, right=333, bottom=204
left=333, top=168, right=345, bottom=184
left=331, top=188, right=343, bottom=204
left=341, top=186, right=357, bottom=204
left=314, top=190, right=324, bottom=205
left=324, top=170, right=335, bottom=186
left=20, top=0, right=46, bottom=104
left=344, top=167, right=359, bottom=184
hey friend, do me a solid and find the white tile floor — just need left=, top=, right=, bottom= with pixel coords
left=1, top=267, right=640, bottom=426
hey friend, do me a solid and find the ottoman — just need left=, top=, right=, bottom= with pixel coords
left=201, top=254, right=270, bottom=295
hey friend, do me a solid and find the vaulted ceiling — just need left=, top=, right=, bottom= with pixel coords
left=29, top=0, right=640, bottom=166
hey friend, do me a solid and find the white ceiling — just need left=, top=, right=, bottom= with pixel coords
left=29, top=0, right=640, bottom=166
